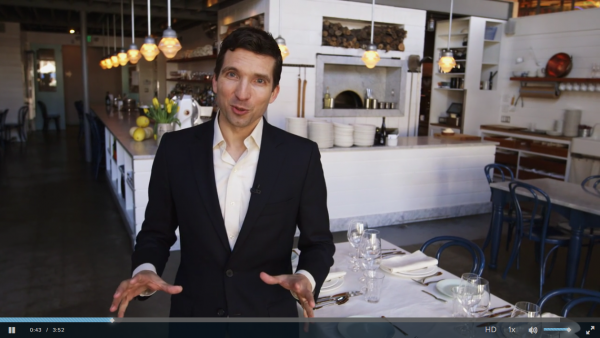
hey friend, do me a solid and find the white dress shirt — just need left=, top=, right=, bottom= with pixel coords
left=134, top=116, right=315, bottom=296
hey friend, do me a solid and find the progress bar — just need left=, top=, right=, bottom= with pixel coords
left=544, top=328, right=572, bottom=332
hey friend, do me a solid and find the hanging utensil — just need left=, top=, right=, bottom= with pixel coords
left=301, top=67, right=307, bottom=118
left=297, top=67, right=301, bottom=117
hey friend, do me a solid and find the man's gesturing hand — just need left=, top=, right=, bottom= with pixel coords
left=260, top=272, right=315, bottom=318
left=109, top=270, right=183, bottom=318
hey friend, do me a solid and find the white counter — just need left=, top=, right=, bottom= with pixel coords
left=95, top=106, right=496, bottom=248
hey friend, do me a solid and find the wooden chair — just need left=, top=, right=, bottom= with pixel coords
left=420, top=236, right=485, bottom=276
left=37, top=100, right=60, bottom=131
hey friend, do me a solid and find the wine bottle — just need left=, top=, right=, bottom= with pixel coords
left=380, top=117, right=387, bottom=146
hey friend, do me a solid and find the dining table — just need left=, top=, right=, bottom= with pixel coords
left=487, top=178, right=600, bottom=291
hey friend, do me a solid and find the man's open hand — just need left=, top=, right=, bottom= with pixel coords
left=260, top=272, right=315, bottom=318
left=109, top=270, right=182, bottom=318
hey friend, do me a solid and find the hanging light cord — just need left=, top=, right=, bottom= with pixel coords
left=131, top=0, right=135, bottom=42
left=113, top=14, right=117, bottom=52
left=168, top=0, right=171, bottom=27
left=120, top=0, right=125, bottom=48
left=147, top=0, right=151, bottom=36
left=370, top=0, right=375, bottom=44
left=447, top=0, right=453, bottom=50
left=278, top=0, right=281, bottom=36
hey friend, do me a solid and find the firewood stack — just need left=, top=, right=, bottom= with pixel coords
left=322, top=20, right=407, bottom=52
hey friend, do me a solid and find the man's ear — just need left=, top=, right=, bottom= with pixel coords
left=269, top=85, right=280, bottom=104
left=212, top=74, right=218, bottom=94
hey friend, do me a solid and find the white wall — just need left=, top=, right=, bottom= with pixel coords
left=219, top=0, right=426, bottom=134
left=0, top=22, right=25, bottom=124
left=494, top=9, right=600, bottom=131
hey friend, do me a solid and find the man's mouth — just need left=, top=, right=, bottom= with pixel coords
left=231, top=105, right=250, bottom=115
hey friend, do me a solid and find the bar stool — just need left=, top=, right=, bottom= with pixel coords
left=74, top=101, right=84, bottom=142
left=4, top=106, right=29, bottom=143
left=37, top=100, right=60, bottom=131
left=86, top=111, right=105, bottom=179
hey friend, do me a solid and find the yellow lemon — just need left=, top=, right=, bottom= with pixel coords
left=136, top=116, right=150, bottom=128
left=129, top=126, right=138, bottom=137
left=133, top=127, right=146, bottom=142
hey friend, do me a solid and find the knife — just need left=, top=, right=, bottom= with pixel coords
left=487, top=309, right=514, bottom=318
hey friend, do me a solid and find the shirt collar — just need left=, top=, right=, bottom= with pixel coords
left=213, top=113, right=264, bottom=150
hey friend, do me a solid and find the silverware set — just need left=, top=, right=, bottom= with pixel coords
left=421, top=290, right=447, bottom=303
left=314, top=291, right=362, bottom=310
left=411, top=272, right=443, bottom=286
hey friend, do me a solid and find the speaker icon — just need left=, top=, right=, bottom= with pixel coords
left=528, top=326, right=538, bottom=334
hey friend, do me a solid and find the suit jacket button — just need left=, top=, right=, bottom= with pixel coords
left=225, top=269, right=234, bottom=277
left=217, top=309, right=226, bottom=316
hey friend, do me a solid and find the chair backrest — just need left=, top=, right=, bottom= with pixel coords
left=484, top=163, right=514, bottom=185
left=538, top=287, right=600, bottom=317
left=85, top=112, right=100, bottom=148
left=582, top=175, right=600, bottom=191
left=420, top=236, right=485, bottom=276
left=17, top=106, right=29, bottom=125
left=37, top=100, right=48, bottom=119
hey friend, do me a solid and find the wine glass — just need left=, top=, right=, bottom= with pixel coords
left=511, top=301, right=541, bottom=318
left=459, top=273, right=480, bottom=287
left=470, top=278, right=491, bottom=317
left=347, top=221, right=367, bottom=271
left=362, top=229, right=382, bottom=271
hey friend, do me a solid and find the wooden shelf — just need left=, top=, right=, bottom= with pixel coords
left=435, top=87, right=465, bottom=91
left=510, top=77, right=600, bottom=83
left=436, top=46, right=468, bottom=50
left=484, top=40, right=500, bottom=44
left=166, top=54, right=217, bottom=63
left=166, top=79, right=212, bottom=84
left=482, top=62, right=498, bottom=66
left=437, top=33, right=468, bottom=37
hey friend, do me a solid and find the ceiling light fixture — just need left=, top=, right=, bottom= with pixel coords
left=69, top=29, right=75, bottom=34
left=361, top=0, right=380, bottom=68
left=438, top=0, right=456, bottom=73
left=140, top=0, right=160, bottom=61
left=111, top=15, right=119, bottom=67
left=274, top=0, right=289, bottom=61
left=127, top=0, right=142, bottom=64
left=105, top=19, right=113, bottom=69
left=158, top=0, right=182, bottom=58
left=117, top=0, right=129, bottom=66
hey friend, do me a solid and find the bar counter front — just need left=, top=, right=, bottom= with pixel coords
left=93, top=105, right=496, bottom=249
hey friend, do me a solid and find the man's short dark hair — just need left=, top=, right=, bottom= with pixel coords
left=214, top=27, right=283, bottom=90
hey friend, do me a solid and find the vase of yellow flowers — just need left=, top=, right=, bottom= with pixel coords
left=143, top=97, right=180, bottom=145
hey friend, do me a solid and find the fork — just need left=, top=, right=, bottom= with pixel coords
left=413, top=279, right=443, bottom=286
left=314, top=296, right=349, bottom=310
left=421, top=290, right=447, bottom=303
left=411, top=272, right=443, bottom=285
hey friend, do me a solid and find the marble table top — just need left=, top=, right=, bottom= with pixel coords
left=490, top=178, right=600, bottom=216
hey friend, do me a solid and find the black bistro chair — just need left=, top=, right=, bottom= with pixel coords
left=4, top=106, right=29, bottom=143
left=538, top=287, right=600, bottom=317
left=37, top=100, right=60, bottom=131
left=482, top=163, right=515, bottom=251
left=86, top=111, right=105, bottom=179
left=420, top=236, right=485, bottom=276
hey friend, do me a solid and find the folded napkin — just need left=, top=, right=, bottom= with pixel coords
left=380, top=250, right=438, bottom=273
left=325, top=270, right=347, bottom=281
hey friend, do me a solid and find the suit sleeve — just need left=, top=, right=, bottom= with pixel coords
left=131, top=132, right=179, bottom=279
left=295, top=142, right=336, bottom=299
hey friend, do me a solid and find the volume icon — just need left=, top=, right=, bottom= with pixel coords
left=529, top=327, right=538, bottom=334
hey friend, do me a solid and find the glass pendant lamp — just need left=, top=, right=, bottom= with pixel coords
left=141, top=0, right=159, bottom=61
left=117, top=0, right=129, bottom=66
left=105, top=20, right=113, bottom=69
left=274, top=0, right=289, bottom=60
left=438, top=0, right=456, bottom=73
left=111, top=15, right=119, bottom=67
left=158, top=0, right=182, bottom=58
left=127, top=0, right=142, bottom=64
left=362, top=0, right=380, bottom=68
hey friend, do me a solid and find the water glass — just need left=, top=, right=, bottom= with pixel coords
left=511, top=301, right=541, bottom=318
left=470, top=278, right=491, bottom=317
left=347, top=221, right=368, bottom=271
left=361, top=229, right=382, bottom=271
left=364, top=270, right=385, bottom=303
left=459, top=273, right=480, bottom=286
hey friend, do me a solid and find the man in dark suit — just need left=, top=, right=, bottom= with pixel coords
left=110, top=27, right=335, bottom=318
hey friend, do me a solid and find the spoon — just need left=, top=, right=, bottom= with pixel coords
left=314, top=295, right=349, bottom=309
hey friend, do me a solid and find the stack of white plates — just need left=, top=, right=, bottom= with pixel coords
left=308, top=121, right=334, bottom=149
left=286, top=117, right=307, bottom=138
left=333, top=123, right=354, bottom=147
left=353, top=124, right=376, bottom=147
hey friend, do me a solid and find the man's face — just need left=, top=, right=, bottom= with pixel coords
left=213, top=48, right=280, bottom=131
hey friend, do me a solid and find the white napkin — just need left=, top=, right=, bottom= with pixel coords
left=380, top=250, right=438, bottom=273
left=325, top=270, right=347, bottom=281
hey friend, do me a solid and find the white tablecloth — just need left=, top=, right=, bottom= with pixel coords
left=300, top=240, right=511, bottom=318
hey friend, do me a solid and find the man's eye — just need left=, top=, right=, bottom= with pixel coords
left=226, top=72, right=236, bottom=77
left=256, top=78, right=265, bottom=84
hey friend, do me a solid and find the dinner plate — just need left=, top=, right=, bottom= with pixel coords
left=436, top=279, right=461, bottom=297
left=338, top=319, right=395, bottom=338
left=380, top=265, right=437, bottom=278
left=321, top=276, right=344, bottom=291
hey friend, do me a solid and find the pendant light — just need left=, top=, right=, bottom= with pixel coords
left=105, top=20, right=113, bottom=69
left=111, top=15, right=119, bottom=67
left=117, top=0, right=129, bottom=66
left=140, top=0, right=160, bottom=61
left=438, top=0, right=456, bottom=73
left=361, top=0, right=380, bottom=69
left=158, top=0, right=182, bottom=58
left=127, top=0, right=142, bottom=64
left=100, top=24, right=107, bottom=69
left=274, top=0, right=289, bottom=60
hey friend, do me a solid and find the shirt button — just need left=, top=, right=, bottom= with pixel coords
left=229, top=235, right=234, bottom=239
left=226, top=269, right=234, bottom=277
left=230, top=202, right=235, bottom=206
left=217, top=309, right=226, bottom=316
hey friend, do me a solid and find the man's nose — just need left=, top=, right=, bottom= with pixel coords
left=235, top=80, right=251, bottom=101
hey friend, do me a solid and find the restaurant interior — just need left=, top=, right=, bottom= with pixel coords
left=1, top=0, right=600, bottom=327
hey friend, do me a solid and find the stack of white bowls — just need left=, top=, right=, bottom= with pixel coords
left=308, top=120, right=334, bottom=148
left=353, top=124, right=376, bottom=147
left=286, top=117, right=307, bottom=138
left=333, top=123, right=354, bottom=147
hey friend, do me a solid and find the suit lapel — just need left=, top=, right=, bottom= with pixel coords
left=231, top=121, right=285, bottom=256
left=190, top=122, right=231, bottom=252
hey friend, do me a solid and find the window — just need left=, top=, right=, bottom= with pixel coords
left=37, top=49, right=57, bottom=92
left=518, top=0, right=599, bottom=16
